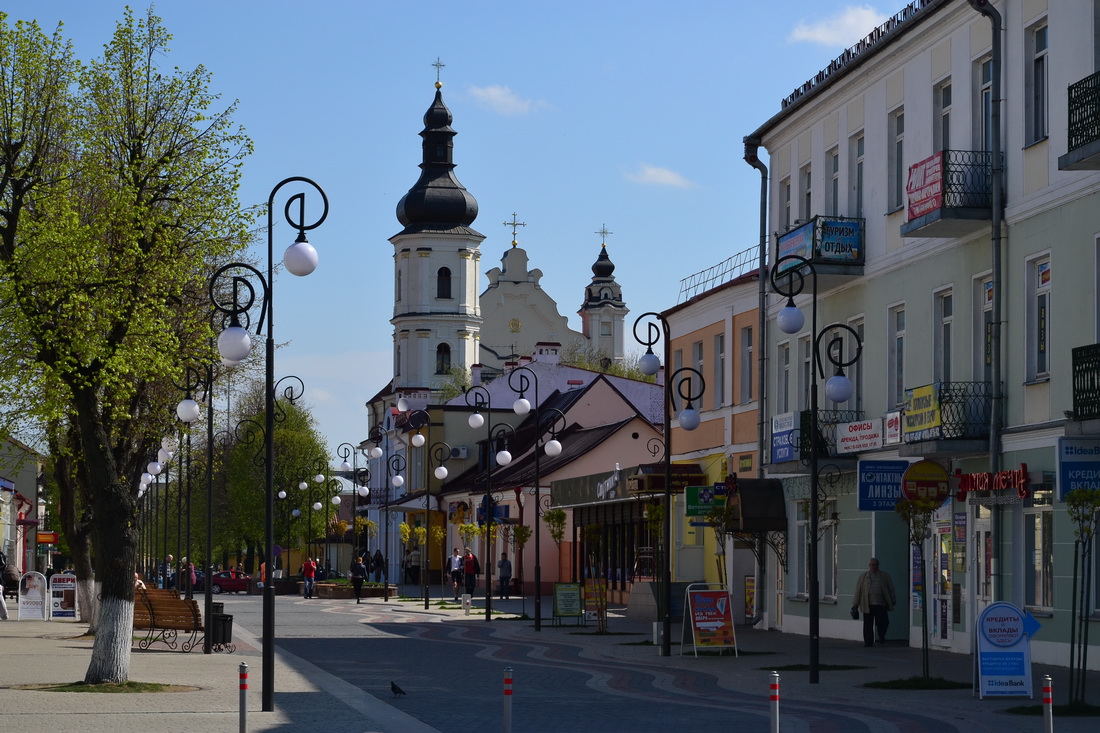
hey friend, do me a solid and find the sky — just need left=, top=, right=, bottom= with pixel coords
left=9, top=1, right=897, bottom=460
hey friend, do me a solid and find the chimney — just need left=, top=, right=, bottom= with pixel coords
left=471, top=363, right=483, bottom=386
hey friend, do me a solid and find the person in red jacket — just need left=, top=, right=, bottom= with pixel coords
left=463, top=547, right=481, bottom=598
left=301, top=557, right=317, bottom=598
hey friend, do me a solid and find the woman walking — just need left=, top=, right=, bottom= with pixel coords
left=350, top=556, right=368, bottom=604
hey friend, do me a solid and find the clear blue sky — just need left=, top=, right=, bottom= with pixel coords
left=11, top=1, right=897, bottom=459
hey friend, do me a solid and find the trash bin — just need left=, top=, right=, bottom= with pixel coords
left=212, top=614, right=233, bottom=645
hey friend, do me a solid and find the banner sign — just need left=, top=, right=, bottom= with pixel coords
left=904, top=383, right=942, bottom=441
left=906, top=151, right=944, bottom=219
left=884, top=411, right=903, bottom=444
left=858, top=460, right=911, bottom=511
left=1057, top=437, right=1100, bottom=501
left=19, top=571, right=48, bottom=620
left=49, top=573, right=77, bottom=620
left=976, top=602, right=1039, bottom=699
left=686, top=589, right=737, bottom=649
left=837, top=419, right=883, bottom=454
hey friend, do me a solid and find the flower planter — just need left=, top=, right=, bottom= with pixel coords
left=313, top=583, right=398, bottom=599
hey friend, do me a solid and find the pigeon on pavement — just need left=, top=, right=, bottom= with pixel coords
left=391, top=681, right=406, bottom=698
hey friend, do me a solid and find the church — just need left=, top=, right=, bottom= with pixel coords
left=373, top=79, right=629, bottom=413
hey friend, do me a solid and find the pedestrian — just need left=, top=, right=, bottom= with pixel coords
left=407, top=546, right=421, bottom=586
left=446, top=548, right=464, bottom=601
left=463, top=547, right=481, bottom=598
left=350, top=556, right=368, bottom=604
left=372, top=549, right=386, bottom=583
left=187, top=560, right=197, bottom=594
left=497, top=551, right=512, bottom=599
left=302, top=557, right=317, bottom=598
left=852, top=557, right=896, bottom=647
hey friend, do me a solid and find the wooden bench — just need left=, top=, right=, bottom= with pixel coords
left=133, top=588, right=204, bottom=652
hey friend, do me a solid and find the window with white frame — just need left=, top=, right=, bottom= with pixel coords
left=1027, top=21, right=1048, bottom=143
left=934, top=290, right=953, bottom=383
left=975, top=277, right=994, bottom=384
left=828, top=148, right=840, bottom=216
left=740, top=327, right=753, bottom=404
left=691, top=340, right=704, bottom=408
left=777, top=342, right=791, bottom=414
left=799, top=335, right=812, bottom=412
left=977, top=57, right=993, bottom=152
left=794, top=501, right=809, bottom=596
left=888, top=305, right=906, bottom=407
left=849, top=133, right=865, bottom=218
left=934, top=80, right=952, bottom=152
left=673, top=348, right=683, bottom=411
left=848, top=318, right=865, bottom=412
left=782, top=177, right=792, bottom=230
left=713, top=333, right=725, bottom=409
left=889, top=108, right=905, bottom=210
left=1024, top=489, right=1053, bottom=610
left=800, top=164, right=812, bottom=222
left=1027, top=256, right=1051, bottom=380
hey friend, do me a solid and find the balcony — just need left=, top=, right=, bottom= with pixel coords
left=898, top=381, right=990, bottom=459
left=775, top=216, right=865, bottom=288
left=1059, top=71, right=1100, bottom=171
left=900, top=151, right=995, bottom=238
left=1072, top=343, right=1100, bottom=420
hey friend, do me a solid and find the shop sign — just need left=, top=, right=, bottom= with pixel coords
left=906, top=151, right=944, bottom=219
left=1057, top=437, right=1100, bottom=501
left=36, top=531, right=59, bottom=544
left=837, top=419, right=883, bottom=454
left=976, top=602, right=1040, bottom=699
left=685, top=484, right=726, bottom=517
left=49, top=573, right=77, bottom=620
left=953, top=464, right=1030, bottom=504
left=901, top=460, right=950, bottom=504
left=884, top=411, right=903, bottom=445
left=858, top=460, right=911, bottom=510
left=903, top=383, right=942, bottom=441
left=771, top=412, right=797, bottom=463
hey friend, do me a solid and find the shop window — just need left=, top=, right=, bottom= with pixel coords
left=1024, top=490, right=1053, bottom=611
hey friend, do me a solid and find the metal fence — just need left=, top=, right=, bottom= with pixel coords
left=677, top=246, right=759, bottom=303
left=1073, top=343, right=1100, bottom=420
left=941, top=150, right=994, bottom=209
left=1068, top=70, right=1100, bottom=153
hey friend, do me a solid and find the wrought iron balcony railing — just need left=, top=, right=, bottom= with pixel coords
left=940, top=150, right=994, bottom=209
left=799, top=408, right=864, bottom=459
left=903, top=381, right=991, bottom=443
left=1068, top=71, right=1100, bottom=153
left=1073, top=343, right=1100, bottom=420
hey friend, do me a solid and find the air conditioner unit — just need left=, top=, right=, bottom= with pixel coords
left=450, top=446, right=468, bottom=460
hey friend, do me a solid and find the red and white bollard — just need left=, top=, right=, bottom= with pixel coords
left=503, top=667, right=514, bottom=733
left=239, top=662, right=249, bottom=733
left=769, top=670, right=780, bottom=733
left=1042, top=674, right=1053, bottom=733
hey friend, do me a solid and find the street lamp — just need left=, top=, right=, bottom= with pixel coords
left=465, top=385, right=516, bottom=621
left=633, top=311, right=705, bottom=657
left=384, top=452, right=406, bottom=603
left=397, top=400, right=435, bottom=610
left=337, top=443, right=370, bottom=562
left=210, top=176, right=328, bottom=711
left=770, top=254, right=862, bottom=684
left=506, top=366, right=566, bottom=631
left=429, top=440, right=453, bottom=605
left=324, top=478, right=343, bottom=575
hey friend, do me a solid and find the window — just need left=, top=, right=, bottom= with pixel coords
left=673, top=349, right=683, bottom=411
left=888, top=306, right=906, bottom=406
left=713, top=333, right=725, bottom=409
left=396, top=269, right=403, bottom=302
left=975, top=277, right=994, bottom=384
left=1024, top=490, right=1053, bottom=610
left=934, top=81, right=952, bottom=152
left=394, top=344, right=401, bottom=376
left=777, top=342, right=791, bottom=414
left=794, top=501, right=809, bottom=596
left=1027, top=256, right=1051, bottom=380
left=799, top=336, right=812, bottom=411
left=828, top=149, right=840, bottom=216
left=977, top=57, right=993, bottom=152
left=1027, top=22, right=1048, bottom=143
left=889, top=109, right=905, bottom=210
left=600, top=321, right=612, bottom=337
left=934, top=290, right=953, bottom=383
left=435, top=343, right=451, bottom=374
left=781, top=177, right=792, bottom=229
left=436, top=267, right=452, bottom=299
left=799, top=164, right=812, bottom=222
left=739, top=327, right=753, bottom=404
left=693, top=340, right=704, bottom=404
left=849, top=134, right=865, bottom=218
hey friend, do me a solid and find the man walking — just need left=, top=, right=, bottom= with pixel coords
left=463, top=547, right=480, bottom=598
left=446, top=548, right=464, bottom=601
left=852, top=557, right=896, bottom=646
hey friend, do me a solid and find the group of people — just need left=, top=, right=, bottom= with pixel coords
left=443, top=547, right=512, bottom=601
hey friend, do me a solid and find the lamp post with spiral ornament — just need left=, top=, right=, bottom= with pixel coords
left=337, top=443, right=371, bottom=562
left=770, top=254, right=862, bottom=684
left=633, top=311, right=706, bottom=658
left=396, top=400, right=434, bottom=610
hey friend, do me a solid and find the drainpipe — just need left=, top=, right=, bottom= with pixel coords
left=744, top=135, right=769, bottom=628
left=969, top=0, right=1007, bottom=602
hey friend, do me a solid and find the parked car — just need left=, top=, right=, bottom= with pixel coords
left=209, top=569, right=250, bottom=594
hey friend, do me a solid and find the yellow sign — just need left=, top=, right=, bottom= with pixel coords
left=901, top=460, right=950, bottom=503
left=904, top=383, right=941, bottom=438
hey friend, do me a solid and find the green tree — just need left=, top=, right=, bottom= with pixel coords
left=559, top=342, right=652, bottom=381
left=1065, top=487, right=1100, bottom=705
left=543, top=507, right=567, bottom=578
left=895, top=497, right=941, bottom=679
left=0, top=10, right=252, bottom=683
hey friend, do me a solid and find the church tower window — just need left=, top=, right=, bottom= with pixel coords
left=436, top=343, right=452, bottom=374
left=437, top=267, right=452, bottom=299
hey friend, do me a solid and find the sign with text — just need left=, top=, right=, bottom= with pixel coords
left=1057, top=437, right=1100, bottom=501
left=552, top=583, right=583, bottom=618
left=904, top=383, right=942, bottom=441
left=36, top=531, right=59, bottom=545
left=858, top=460, right=911, bottom=511
left=686, top=589, right=737, bottom=649
left=902, top=460, right=951, bottom=504
left=685, top=484, right=726, bottom=517
left=18, top=571, right=48, bottom=621
left=837, top=419, right=883, bottom=454
left=906, top=151, right=944, bottom=219
left=976, top=602, right=1039, bottom=699
left=884, top=411, right=903, bottom=445
left=771, top=412, right=797, bottom=463
left=49, top=573, right=77, bottom=620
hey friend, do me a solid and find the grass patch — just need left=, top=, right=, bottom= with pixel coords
left=17, top=681, right=190, bottom=693
left=765, top=663, right=866, bottom=671
left=864, top=676, right=970, bottom=690
left=1004, top=702, right=1100, bottom=717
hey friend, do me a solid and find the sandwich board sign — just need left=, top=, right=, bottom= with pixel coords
left=976, top=602, right=1040, bottom=699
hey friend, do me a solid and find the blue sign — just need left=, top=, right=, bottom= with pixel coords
left=1057, top=437, right=1100, bottom=501
left=976, top=602, right=1038, bottom=699
left=857, top=460, right=911, bottom=511
left=771, top=412, right=797, bottom=463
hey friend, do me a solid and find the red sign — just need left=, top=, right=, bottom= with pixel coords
left=953, top=464, right=1030, bottom=502
left=36, top=531, right=59, bottom=544
left=906, top=152, right=944, bottom=219
left=687, top=590, right=737, bottom=648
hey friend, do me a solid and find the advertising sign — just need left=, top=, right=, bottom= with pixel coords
left=36, top=531, right=59, bottom=544
left=1056, top=437, right=1100, bottom=501
left=815, top=217, right=863, bottom=265
left=837, top=419, right=883, bottom=454
left=884, top=411, right=903, bottom=445
left=685, top=484, right=726, bottom=517
left=552, top=583, right=583, bottom=618
left=902, top=460, right=951, bottom=504
left=49, top=573, right=77, bottom=620
left=904, top=383, right=942, bottom=441
left=771, top=412, right=797, bottom=463
left=858, top=460, right=911, bottom=511
left=906, top=151, right=944, bottom=219
left=18, top=571, right=48, bottom=620
left=976, top=602, right=1040, bottom=699
left=685, top=588, right=737, bottom=652
left=776, top=220, right=814, bottom=269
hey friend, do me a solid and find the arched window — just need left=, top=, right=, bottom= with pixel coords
left=435, top=343, right=452, bottom=374
left=396, top=270, right=402, bottom=302
left=436, top=267, right=452, bottom=299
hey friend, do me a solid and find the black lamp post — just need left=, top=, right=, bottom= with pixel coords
left=396, top=403, right=433, bottom=610
left=337, top=443, right=371, bottom=563
left=384, top=453, right=406, bottom=601
left=633, top=311, right=706, bottom=658
left=428, top=440, right=453, bottom=605
left=323, top=478, right=343, bottom=575
left=465, top=386, right=517, bottom=621
left=770, top=254, right=862, bottom=684
left=210, top=177, right=328, bottom=711
left=175, top=368, right=206, bottom=601
left=505, top=366, right=566, bottom=631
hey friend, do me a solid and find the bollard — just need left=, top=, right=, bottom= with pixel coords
left=769, top=670, right=780, bottom=733
left=239, top=662, right=249, bottom=733
left=462, top=593, right=472, bottom=615
left=1042, top=674, right=1053, bottom=733
left=503, top=667, right=513, bottom=733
